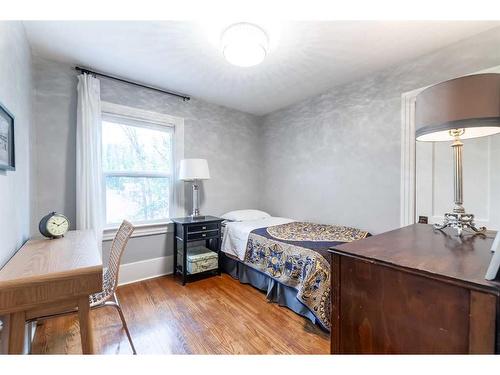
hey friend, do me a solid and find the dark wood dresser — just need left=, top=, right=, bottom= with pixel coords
left=329, top=224, right=500, bottom=354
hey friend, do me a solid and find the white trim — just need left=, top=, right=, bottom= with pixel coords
left=118, top=255, right=173, bottom=286
left=102, top=101, right=182, bottom=126
left=172, top=114, right=186, bottom=218
left=103, top=221, right=174, bottom=241
left=400, top=87, right=425, bottom=227
left=103, top=171, right=171, bottom=178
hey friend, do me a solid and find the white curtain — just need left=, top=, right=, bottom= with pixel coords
left=76, top=73, right=103, bottom=248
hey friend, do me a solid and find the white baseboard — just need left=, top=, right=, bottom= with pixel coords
left=118, top=255, right=173, bottom=286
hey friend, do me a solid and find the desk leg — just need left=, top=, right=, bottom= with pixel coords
left=77, top=296, right=94, bottom=354
left=8, top=311, right=26, bottom=354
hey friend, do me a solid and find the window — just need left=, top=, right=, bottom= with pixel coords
left=101, top=103, right=183, bottom=227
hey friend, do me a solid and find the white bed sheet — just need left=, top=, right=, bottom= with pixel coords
left=221, top=217, right=295, bottom=261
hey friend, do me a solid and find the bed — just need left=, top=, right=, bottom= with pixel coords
left=220, top=211, right=369, bottom=331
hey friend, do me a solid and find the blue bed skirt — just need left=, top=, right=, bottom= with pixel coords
left=220, top=253, right=328, bottom=331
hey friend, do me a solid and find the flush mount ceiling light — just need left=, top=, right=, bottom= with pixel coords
left=221, top=22, right=269, bottom=67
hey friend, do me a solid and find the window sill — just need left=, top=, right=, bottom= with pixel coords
left=103, top=221, right=174, bottom=241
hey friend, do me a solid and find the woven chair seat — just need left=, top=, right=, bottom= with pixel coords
left=89, top=268, right=114, bottom=307
left=89, top=220, right=134, bottom=307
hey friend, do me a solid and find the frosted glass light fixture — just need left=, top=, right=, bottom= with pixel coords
left=221, top=22, right=269, bottom=67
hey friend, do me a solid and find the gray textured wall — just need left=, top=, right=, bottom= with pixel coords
left=0, top=22, right=33, bottom=268
left=260, top=27, right=500, bottom=234
left=32, top=57, right=78, bottom=234
left=32, top=56, right=263, bottom=264
left=31, top=26, right=500, bottom=263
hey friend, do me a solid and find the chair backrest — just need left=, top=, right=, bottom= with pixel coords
left=107, top=220, right=135, bottom=293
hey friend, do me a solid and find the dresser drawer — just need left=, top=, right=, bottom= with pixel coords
left=187, top=229, right=219, bottom=241
left=187, top=223, right=219, bottom=233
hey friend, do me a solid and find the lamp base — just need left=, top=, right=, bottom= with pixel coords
left=189, top=215, right=206, bottom=220
left=433, top=211, right=486, bottom=236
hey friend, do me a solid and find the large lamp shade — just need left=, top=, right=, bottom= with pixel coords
left=416, top=73, right=500, bottom=142
left=414, top=73, right=500, bottom=235
left=179, top=159, right=210, bottom=181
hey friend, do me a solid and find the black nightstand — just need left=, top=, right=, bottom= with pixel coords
left=171, top=216, right=224, bottom=285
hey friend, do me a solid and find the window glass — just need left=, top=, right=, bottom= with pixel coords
left=105, top=176, right=170, bottom=224
left=102, top=120, right=172, bottom=173
left=101, top=118, right=173, bottom=225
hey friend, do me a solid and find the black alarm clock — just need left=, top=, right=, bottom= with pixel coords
left=39, top=212, right=70, bottom=239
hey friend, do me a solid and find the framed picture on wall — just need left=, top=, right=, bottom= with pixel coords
left=0, top=102, right=15, bottom=171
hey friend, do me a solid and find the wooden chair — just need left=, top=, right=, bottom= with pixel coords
left=27, top=220, right=137, bottom=354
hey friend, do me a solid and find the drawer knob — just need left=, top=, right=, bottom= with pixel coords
left=202, top=226, right=206, bottom=230
left=202, top=233, right=206, bottom=237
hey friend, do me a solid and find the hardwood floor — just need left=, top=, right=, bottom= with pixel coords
left=31, top=274, right=329, bottom=354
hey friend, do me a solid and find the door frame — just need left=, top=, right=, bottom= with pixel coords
left=400, top=86, right=426, bottom=227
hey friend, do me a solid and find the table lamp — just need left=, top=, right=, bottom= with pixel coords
left=415, top=73, right=500, bottom=235
left=179, top=159, right=210, bottom=218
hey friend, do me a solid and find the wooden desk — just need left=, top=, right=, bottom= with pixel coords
left=0, top=230, right=102, bottom=354
left=329, top=224, right=500, bottom=354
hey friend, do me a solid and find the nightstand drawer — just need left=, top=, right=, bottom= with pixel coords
left=187, top=223, right=219, bottom=233
left=187, top=229, right=219, bottom=241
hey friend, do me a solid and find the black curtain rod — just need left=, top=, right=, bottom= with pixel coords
left=75, top=66, right=190, bottom=101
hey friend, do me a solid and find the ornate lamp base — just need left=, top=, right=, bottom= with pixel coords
left=434, top=212, right=486, bottom=236
left=431, top=130, right=487, bottom=237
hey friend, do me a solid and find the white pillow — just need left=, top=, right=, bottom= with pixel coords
left=221, top=209, right=271, bottom=222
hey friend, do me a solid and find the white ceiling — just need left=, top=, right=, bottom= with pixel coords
left=23, top=21, right=500, bottom=115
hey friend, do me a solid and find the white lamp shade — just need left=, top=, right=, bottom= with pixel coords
left=179, top=159, right=210, bottom=181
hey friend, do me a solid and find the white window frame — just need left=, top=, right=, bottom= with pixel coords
left=101, top=101, right=185, bottom=240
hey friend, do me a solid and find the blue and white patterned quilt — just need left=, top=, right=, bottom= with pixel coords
left=244, top=222, right=369, bottom=330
